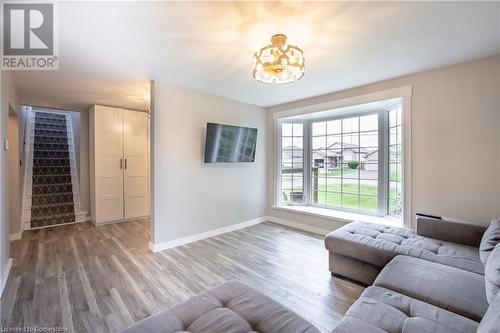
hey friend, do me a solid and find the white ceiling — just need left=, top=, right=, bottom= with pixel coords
left=12, top=1, right=500, bottom=111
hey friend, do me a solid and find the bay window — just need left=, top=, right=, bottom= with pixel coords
left=277, top=99, right=404, bottom=220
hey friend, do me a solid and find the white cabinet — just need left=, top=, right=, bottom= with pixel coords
left=89, top=105, right=149, bottom=224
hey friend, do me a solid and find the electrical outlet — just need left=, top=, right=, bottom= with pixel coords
left=3, top=140, right=9, bottom=151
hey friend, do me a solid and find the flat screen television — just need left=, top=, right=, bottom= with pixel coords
left=204, top=122, right=258, bottom=163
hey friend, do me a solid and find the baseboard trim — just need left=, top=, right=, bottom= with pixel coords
left=0, top=258, right=13, bottom=298
left=9, top=232, right=22, bottom=241
left=149, top=217, right=266, bottom=253
left=265, top=216, right=332, bottom=235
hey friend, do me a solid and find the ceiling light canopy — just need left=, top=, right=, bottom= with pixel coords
left=252, top=34, right=305, bottom=85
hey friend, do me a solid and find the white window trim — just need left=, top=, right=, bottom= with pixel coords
left=274, top=86, right=413, bottom=229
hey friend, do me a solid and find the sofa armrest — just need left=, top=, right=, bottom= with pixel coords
left=416, top=216, right=488, bottom=247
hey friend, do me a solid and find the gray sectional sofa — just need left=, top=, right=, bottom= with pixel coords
left=123, top=216, right=500, bottom=333
left=326, top=216, right=500, bottom=333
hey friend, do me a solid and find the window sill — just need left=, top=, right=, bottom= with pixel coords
left=271, top=205, right=403, bottom=227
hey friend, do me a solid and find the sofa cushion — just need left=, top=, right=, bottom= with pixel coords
left=325, top=221, right=484, bottom=275
left=373, top=255, right=488, bottom=322
left=478, top=292, right=500, bottom=333
left=122, top=280, right=320, bottom=333
left=480, top=218, right=500, bottom=265
left=332, top=286, right=479, bottom=333
left=485, top=243, right=500, bottom=304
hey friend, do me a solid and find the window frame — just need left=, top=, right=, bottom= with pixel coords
left=276, top=99, right=409, bottom=223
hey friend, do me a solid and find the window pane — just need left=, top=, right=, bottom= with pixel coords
left=342, top=181, right=358, bottom=195
left=281, top=176, right=292, bottom=190
left=360, top=114, right=378, bottom=131
left=282, top=123, right=292, bottom=136
left=327, top=120, right=341, bottom=134
left=361, top=163, right=378, bottom=178
left=342, top=133, right=359, bottom=147
left=312, top=175, right=326, bottom=192
left=304, top=107, right=405, bottom=216
left=388, top=106, right=403, bottom=218
left=312, top=136, right=325, bottom=150
left=360, top=196, right=378, bottom=212
left=292, top=137, right=303, bottom=149
left=360, top=131, right=378, bottom=148
left=390, top=144, right=402, bottom=163
left=314, top=191, right=327, bottom=205
left=360, top=179, right=378, bottom=196
left=389, top=109, right=397, bottom=127
left=312, top=149, right=326, bottom=169
left=312, top=122, right=326, bottom=136
left=342, top=165, right=359, bottom=179
left=282, top=137, right=292, bottom=148
left=390, top=163, right=401, bottom=182
left=326, top=177, right=341, bottom=192
left=342, top=117, right=358, bottom=133
left=326, top=134, right=341, bottom=148
left=293, top=123, right=303, bottom=136
left=342, top=194, right=359, bottom=210
left=292, top=158, right=303, bottom=170
left=343, top=149, right=360, bottom=162
left=281, top=122, right=303, bottom=205
left=326, top=192, right=341, bottom=207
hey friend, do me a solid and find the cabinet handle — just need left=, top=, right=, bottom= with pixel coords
left=125, top=158, right=127, bottom=170
left=120, top=158, right=123, bottom=169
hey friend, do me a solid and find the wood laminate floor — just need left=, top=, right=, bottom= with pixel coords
left=1, top=219, right=364, bottom=333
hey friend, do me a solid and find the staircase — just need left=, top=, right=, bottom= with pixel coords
left=22, top=109, right=86, bottom=229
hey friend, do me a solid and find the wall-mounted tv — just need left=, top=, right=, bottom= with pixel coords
left=204, top=123, right=258, bottom=163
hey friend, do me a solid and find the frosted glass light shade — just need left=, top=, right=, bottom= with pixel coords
left=252, top=34, right=305, bottom=84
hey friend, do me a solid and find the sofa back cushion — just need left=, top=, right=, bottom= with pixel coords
left=480, top=218, right=500, bottom=265
left=485, top=243, right=500, bottom=304
left=478, top=292, right=500, bottom=333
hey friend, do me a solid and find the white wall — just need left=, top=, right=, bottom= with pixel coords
left=1, top=71, right=19, bottom=295
left=267, top=55, right=500, bottom=229
left=152, top=82, right=267, bottom=245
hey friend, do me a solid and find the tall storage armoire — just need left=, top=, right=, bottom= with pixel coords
left=89, top=105, right=150, bottom=224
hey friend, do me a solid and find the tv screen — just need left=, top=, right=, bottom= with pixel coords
left=204, top=123, right=258, bottom=163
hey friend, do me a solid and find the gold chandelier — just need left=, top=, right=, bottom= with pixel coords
left=252, top=34, right=305, bottom=84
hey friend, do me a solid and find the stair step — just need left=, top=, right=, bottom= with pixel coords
left=34, top=137, right=69, bottom=145
left=32, top=193, right=74, bottom=205
left=32, top=174, right=72, bottom=185
left=33, top=159, right=70, bottom=167
left=31, top=213, right=76, bottom=228
left=34, top=129, right=68, bottom=137
left=32, top=166, right=71, bottom=176
left=34, top=119, right=66, bottom=126
left=34, top=124, right=67, bottom=131
left=34, top=143, right=69, bottom=150
left=32, top=183, right=73, bottom=195
left=31, top=203, right=75, bottom=218
left=35, top=112, right=66, bottom=119
left=34, top=151, right=70, bottom=159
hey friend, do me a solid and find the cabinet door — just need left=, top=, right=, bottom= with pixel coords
left=95, top=106, right=124, bottom=222
left=123, top=110, right=149, bottom=219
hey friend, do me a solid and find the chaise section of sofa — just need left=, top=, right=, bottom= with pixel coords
left=324, top=217, right=487, bottom=285
left=373, top=255, right=488, bottom=321
left=331, top=286, right=480, bottom=333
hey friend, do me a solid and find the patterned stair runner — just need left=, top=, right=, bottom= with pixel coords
left=31, top=112, right=75, bottom=228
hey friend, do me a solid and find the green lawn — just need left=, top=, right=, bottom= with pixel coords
left=314, top=183, right=378, bottom=211
left=282, top=167, right=401, bottom=212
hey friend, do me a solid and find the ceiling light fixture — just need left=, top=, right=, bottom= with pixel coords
left=252, top=34, right=305, bottom=84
